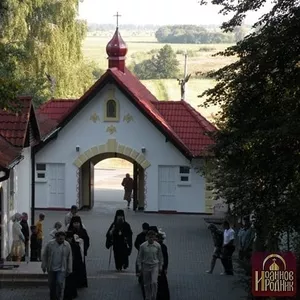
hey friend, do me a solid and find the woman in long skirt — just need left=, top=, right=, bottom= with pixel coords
left=10, top=213, right=25, bottom=262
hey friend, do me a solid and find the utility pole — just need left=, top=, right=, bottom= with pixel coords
left=177, top=50, right=191, bottom=101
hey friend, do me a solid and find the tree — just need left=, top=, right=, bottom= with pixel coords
left=0, top=0, right=101, bottom=106
left=155, top=25, right=236, bottom=44
left=199, top=1, right=300, bottom=248
left=199, top=3, right=300, bottom=298
left=133, top=45, right=179, bottom=80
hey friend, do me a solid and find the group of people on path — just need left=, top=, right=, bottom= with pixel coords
left=206, top=217, right=255, bottom=275
left=40, top=205, right=90, bottom=300
left=105, top=209, right=170, bottom=300
left=9, top=212, right=44, bottom=262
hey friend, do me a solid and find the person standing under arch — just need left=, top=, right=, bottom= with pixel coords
left=121, top=173, right=134, bottom=209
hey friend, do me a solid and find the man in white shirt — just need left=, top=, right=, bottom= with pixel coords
left=137, top=230, right=164, bottom=300
left=221, top=220, right=235, bottom=275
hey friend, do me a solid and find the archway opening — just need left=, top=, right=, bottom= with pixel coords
left=95, top=158, right=133, bottom=209
left=78, top=152, right=145, bottom=211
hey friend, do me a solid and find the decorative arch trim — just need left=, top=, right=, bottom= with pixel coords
left=73, top=139, right=151, bottom=169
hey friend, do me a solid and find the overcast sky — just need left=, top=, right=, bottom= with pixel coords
left=78, top=0, right=272, bottom=25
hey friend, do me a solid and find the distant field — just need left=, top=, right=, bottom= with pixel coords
left=82, top=34, right=236, bottom=120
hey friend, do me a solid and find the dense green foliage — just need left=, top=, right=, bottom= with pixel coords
left=155, top=25, right=249, bottom=44
left=200, top=0, right=300, bottom=298
left=0, top=0, right=102, bottom=107
left=133, top=45, right=179, bottom=80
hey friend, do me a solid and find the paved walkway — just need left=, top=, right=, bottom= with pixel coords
left=0, top=190, right=245, bottom=300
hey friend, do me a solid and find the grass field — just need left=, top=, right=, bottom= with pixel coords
left=82, top=34, right=236, bottom=120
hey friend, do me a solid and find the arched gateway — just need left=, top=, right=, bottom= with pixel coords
left=73, top=139, right=150, bottom=210
left=34, top=25, right=216, bottom=214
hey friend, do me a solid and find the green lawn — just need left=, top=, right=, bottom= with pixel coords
left=82, top=35, right=232, bottom=120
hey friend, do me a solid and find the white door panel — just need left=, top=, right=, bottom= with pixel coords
left=48, top=164, right=65, bottom=207
left=158, top=166, right=177, bottom=211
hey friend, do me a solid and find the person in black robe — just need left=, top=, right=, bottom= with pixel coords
left=156, top=230, right=170, bottom=300
left=30, top=225, right=38, bottom=262
left=134, top=222, right=150, bottom=282
left=106, top=209, right=133, bottom=271
left=68, top=216, right=90, bottom=288
left=64, top=231, right=79, bottom=300
left=20, top=213, right=29, bottom=261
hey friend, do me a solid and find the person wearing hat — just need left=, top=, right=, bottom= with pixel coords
left=41, top=231, right=72, bottom=300
left=64, top=231, right=81, bottom=300
left=68, top=216, right=90, bottom=288
left=106, top=209, right=133, bottom=271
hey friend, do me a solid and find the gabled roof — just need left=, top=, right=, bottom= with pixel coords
left=37, top=99, right=77, bottom=122
left=0, top=96, right=40, bottom=147
left=36, top=99, right=76, bottom=138
left=151, top=101, right=216, bottom=156
left=0, top=134, right=22, bottom=169
left=36, top=68, right=216, bottom=158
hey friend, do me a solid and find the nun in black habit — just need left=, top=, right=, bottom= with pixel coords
left=106, top=209, right=133, bottom=271
left=64, top=231, right=79, bottom=300
left=156, top=229, right=170, bottom=300
left=68, top=216, right=90, bottom=288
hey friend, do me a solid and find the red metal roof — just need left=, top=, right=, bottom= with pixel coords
left=0, top=134, right=22, bottom=168
left=0, top=96, right=32, bottom=147
left=36, top=68, right=216, bottom=157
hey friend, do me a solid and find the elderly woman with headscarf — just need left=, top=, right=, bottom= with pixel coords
left=10, top=213, right=25, bottom=262
left=106, top=209, right=133, bottom=271
left=206, top=223, right=224, bottom=274
left=68, top=216, right=90, bottom=288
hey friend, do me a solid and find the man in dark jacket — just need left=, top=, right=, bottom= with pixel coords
left=20, top=212, right=29, bottom=261
left=134, top=223, right=150, bottom=251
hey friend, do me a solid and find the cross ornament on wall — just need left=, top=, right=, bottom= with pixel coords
left=114, top=12, right=121, bottom=28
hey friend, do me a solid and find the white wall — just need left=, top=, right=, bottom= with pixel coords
left=35, top=84, right=206, bottom=212
left=0, top=148, right=32, bottom=259
left=14, top=147, right=32, bottom=220
left=0, top=180, right=9, bottom=259
left=176, top=166, right=205, bottom=213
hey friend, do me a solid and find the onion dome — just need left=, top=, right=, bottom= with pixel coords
left=106, top=28, right=128, bottom=58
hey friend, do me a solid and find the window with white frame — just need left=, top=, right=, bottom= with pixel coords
left=178, top=166, right=191, bottom=184
left=36, top=163, right=47, bottom=180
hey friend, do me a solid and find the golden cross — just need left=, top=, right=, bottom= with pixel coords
left=114, top=12, right=121, bottom=28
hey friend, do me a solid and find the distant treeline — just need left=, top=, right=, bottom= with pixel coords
left=87, top=23, right=160, bottom=32
left=155, top=25, right=250, bottom=44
